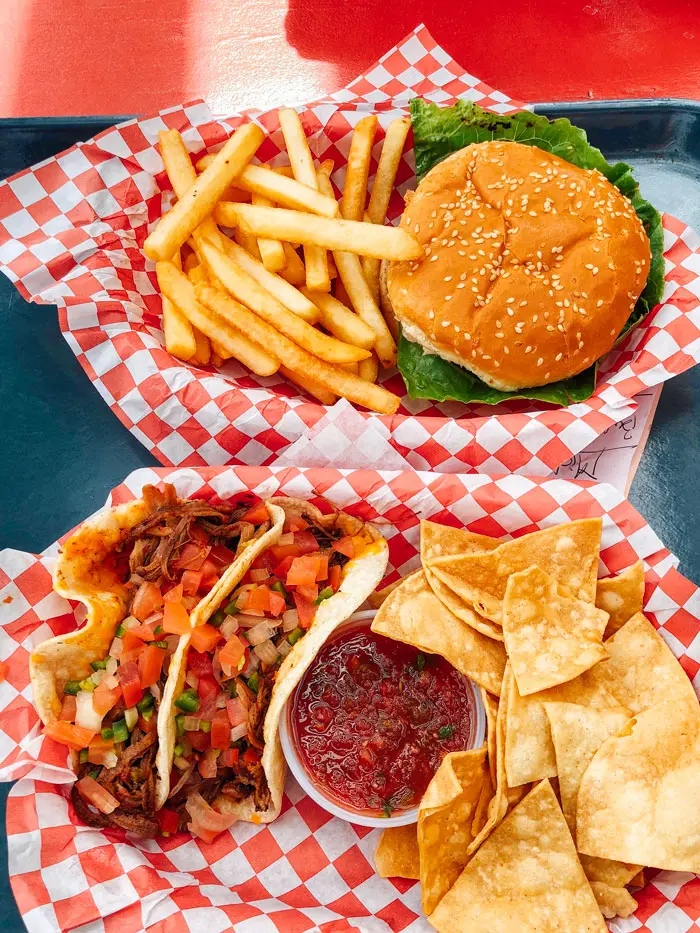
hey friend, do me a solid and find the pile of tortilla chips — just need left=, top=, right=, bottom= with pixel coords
left=371, top=518, right=700, bottom=931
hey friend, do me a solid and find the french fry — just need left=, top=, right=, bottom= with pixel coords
left=183, top=251, right=200, bottom=274
left=301, top=288, right=376, bottom=350
left=196, top=284, right=401, bottom=415
left=161, top=250, right=197, bottom=361
left=210, top=338, right=232, bottom=361
left=273, top=165, right=295, bottom=177
left=233, top=227, right=262, bottom=261
left=342, top=115, right=377, bottom=222
left=218, top=236, right=318, bottom=323
left=220, top=185, right=251, bottom=203
left=156, top=262, right=279, bottom=376
left=251, top=193, right=286, bottom=272
left=334, top=277, right=352, bottom=308
left=279, top=365, right=337, bottom=406
left=279, top=242, right=306, bottom=285
left=145, top=123, right=264, bottom=260
left=238, top=164, right=339, bottom=217
left=215, top=203, right=421, bottom=261
left=333, top=250, right=397, bottom=367
left=277, top=107, right=330, bottom=292
left=362, top=116, right=411, bottom=302
left=198, top=241, right=370, bottom=365
left=358, top=352, right=379, bottom=383
left=210, top=352, right=224, bottom=368
left=191, top=326, right=212, bottom=366
left=378, top=258, right=400, bottom=343
left=188, top=264, right=209, bottom=286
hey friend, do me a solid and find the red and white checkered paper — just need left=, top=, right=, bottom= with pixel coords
left=1, top=27, right=700, bottom=475
left=1, top=465, right=699, bottom=933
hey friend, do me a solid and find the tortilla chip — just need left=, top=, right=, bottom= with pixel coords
left=544, top=701, right=631, bottom=835
left=420, top=519, right=498, bottom=564
left=471, top=769, right=494, bottom=837
left=367, top=579, right=401, bottom=609
left=629, top=869, right=645, bottom=889
left=374, top=825, right=420, bottom=879
left=418, top=748, right=488, bottom=914
left=481, top=687, right=499, bottom=787
left=589, top=882, right=637, bottom=919
left=505, top=668, right=622, bottom=787
left=578, top=855, right=639, bottom=888
left=428, top=518, right=602, bottom=623
left=596, top=561, right=645, bottom=637
left=597, top=612, right=698, bottom=714
left=577, top=696, right=700, bottom=873
left=428, top=780, right=607, bottom=933
left=424, top=565, right=503, bottom=642
left=503, top=566, right=608, bottom=696
left=372, top=571, right=506, bottom=696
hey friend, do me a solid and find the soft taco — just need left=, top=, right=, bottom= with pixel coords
left=30, top=483, right=281, bottom=837
left=160, top=497, right=389, bottom=841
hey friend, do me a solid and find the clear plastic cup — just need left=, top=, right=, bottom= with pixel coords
left=278, top=610, right=487, bottom=828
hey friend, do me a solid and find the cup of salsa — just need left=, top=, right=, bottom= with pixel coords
left=279, top=611, right=486, bottom=827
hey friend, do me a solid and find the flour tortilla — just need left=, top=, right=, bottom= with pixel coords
left=372, top=570, right=506, bottom=696
left=207, top=498, right=390, bottom=824
left=30, top=491, right=284, bottom=811
left=428, top=518, right=602, bottom=623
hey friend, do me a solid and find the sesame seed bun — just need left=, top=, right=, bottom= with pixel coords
left=387, top=140, right=651, bottom=391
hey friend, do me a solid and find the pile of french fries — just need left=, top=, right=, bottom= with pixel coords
left=143, top=110, right=417, bottom=415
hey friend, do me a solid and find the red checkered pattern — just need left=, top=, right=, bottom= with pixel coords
left=0, top=26, right=697, bottom=475
left=1, top=465, right=699, bottom=932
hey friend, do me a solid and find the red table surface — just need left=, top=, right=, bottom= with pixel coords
left=2, top=0, right=700, bottom=118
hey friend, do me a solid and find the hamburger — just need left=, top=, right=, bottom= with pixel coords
left=386, top=139, right=652, bottom=393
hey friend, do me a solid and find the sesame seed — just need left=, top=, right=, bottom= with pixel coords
left=445, top=295, right=453, bottom=301
left=496, top=332, right=504, bottom=338
left=430, top=255, right=438, bottom=262
left=444, top=276, right=453, bottom=283
left=428, top=310, right=435, bottom=319
left=414, top=224, right=419, bottom=233
left=537, top=358, right=544, bottom=366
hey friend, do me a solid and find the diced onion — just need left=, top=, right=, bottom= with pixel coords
left=236, top=683, right=251, bottom=709
left=174, top=755, right=191, bottom=770
left=183, top=716, right=201, bottom=731
left=149, top=683, right=162, bottom=702
left=90, top=669, right=105, bottom=687
left=109, top=637, right=123, bottom=659
left=230, top=723, right=247, bottom=742
left=247, top=621, right=276, bottom=646
left=216, top=694, right=228, bottom=709
left=164, top=636, right=180, bottom=654
left=106, top=658, right=118, bottom=676
left=123, top=616, right=140, bottom=631
left=76, top=691, right=103, bottom=733
left=103, top=673, right=119, bottom=690
left=186, top=671, right=199, bottom=690
left=254, top=640, right=279, bottom=666
left=277, top=639, right=292, bottom=658
left=144, top=611, right=164, bottom=626
left=125, top=706, right=138, bottom=731
left=101, top=752, right=119, bottom=769
left=220, top=660, right=233, bottom=679
left=243, top=653, right=260, bottom=676
left=278, top=532, right=294, bottom=546
left=282, top=610, right=299, bottom=632
left=250, top=568, right=269, bottom=583
left=183, top=595, right=199, bottom=612
left=237, top=614, right=266, bottom=629
left=220, top=617, right=240, bottom=639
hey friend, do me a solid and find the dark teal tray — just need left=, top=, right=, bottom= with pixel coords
left=1, top=103, right=699, bottom=929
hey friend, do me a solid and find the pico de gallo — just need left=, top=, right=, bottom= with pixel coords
left=44, top=483, right=271, bottom=838
left=162, top=507, right=373, bottom=841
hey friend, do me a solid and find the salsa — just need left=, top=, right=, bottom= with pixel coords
left=291, top=626, right=475, bottom=816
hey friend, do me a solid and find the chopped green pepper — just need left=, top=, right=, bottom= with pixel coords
left=137, top=694, right=155, bottom=713
left=314, top=586, right=334, bottom=605
left=224, top=600, right=239, bottom=616
left=79, top=749, right=89, bottom=764
left=438, top=724, right=456, bottom=740
left=63, top=680, right=81, bottom=696
left=415, top=653, right=426, bottom=672
left=101, top=727, right=114, bottom=741
left=112, top=719, right=129, bottom=743
left=173, top=743, right=184, bottom=757
left=78, top=678, right=95, bottom=692
left=210, top=608, right=226, bottom=628
left=141, top=707, right=154, bottom=722
left=382, top=799, right=394, bottom=818
left=247, top=671, right=260, bottom=694
left=200, top=720, right=212, bottom=734
left=175, top=714, right=186, bottom=737
left=90, top=659, right=107, bottom=671
left=88, top=769, right=100, bottom=780
left=288, top=627, right=304, bottom=646
left=270, top=579, right=287, bottom=597
left=153, top=625, right=163, bottom=635
left=152, top=640, right=168, bottom=649
left=115, top=623, right=126, bottom=637
left=175, top=689, right=200, bottom=713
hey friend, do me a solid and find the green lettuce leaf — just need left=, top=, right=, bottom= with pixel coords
left=398, top=99, right=665, bottom=406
